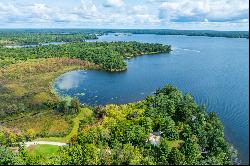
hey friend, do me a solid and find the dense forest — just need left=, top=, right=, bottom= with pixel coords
left=0, top=85, right=237, bottom=165
left=0, top=41, right=171, bottom=71
left=0, top=32, right=97, bottom=46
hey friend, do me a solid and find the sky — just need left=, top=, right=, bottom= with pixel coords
left=0, top=0, right=249, bottom=30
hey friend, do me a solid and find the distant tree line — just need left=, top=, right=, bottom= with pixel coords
left=1, top=29, right=247, bottom=41
left=91, top=29, right=249, bottom=39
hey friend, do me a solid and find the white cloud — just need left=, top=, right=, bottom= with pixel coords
left=28, top=3, right=53, bottom=20
left=159, top=0, right=249, bottom=23
left=72, top=0, right=101, bottom=19
left=0, top=2, right=22, bottom=21
left=0, top=2, right=56, bottom=23
left=0, top=0, right=248, bottom=30
left=163, top=21, right=249, bottom=31
left=103, top=0, right=124, bottom=8
left=130, top=5, right=148, bottom=15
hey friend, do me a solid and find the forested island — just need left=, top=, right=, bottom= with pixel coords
left=0, top=41, right=171, bottom=71
left=0, top=31, right=238, bottom=165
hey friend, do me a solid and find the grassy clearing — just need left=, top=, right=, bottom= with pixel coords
left=0, top=58, right=97, bottom=136
left=66, top=108, right=93, bottom=141
left=166, top=140, right=184, bottom=148
left=35, top=108, right=93, bottom=143
left=3, top=110, right=70, bottom=136
left=27, top=144, right=60, bottom=158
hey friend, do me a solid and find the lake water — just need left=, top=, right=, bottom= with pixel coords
left=54, top=34, right=249, bottom=164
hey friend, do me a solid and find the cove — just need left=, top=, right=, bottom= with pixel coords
left=53, top=34, right=249, bottom=164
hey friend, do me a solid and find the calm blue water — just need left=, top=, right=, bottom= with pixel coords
left=54, top=34, right=249, bottom=164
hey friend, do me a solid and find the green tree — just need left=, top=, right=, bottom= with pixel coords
left=0, top=146, right=24, bottom=165
left=70, top=98, right=80, bottom=114
left=180, top=138, right=201, bottom=164
left=26, top=128, right=35, bottom=141
left=0, top=131, right=7, bottom=145
left=157, top=138, right=171, bottom=164
left=167, top=148, right=185, bottom=165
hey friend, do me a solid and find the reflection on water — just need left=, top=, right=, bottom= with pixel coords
left=56, top=70, right=86, bottom=90
left=54, top=34, right=249, bottom=164
left=173, top=47, right=201, bottom=53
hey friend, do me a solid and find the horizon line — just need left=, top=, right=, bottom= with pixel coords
left=0, top=28, right=248, bottom=32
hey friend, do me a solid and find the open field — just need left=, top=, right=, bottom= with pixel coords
left=0, top=58, right=98, bottom=137
left=36, top=107, right=93, bottom=142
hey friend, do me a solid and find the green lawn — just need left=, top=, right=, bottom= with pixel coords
left=28, top=144, right=60, bottom=157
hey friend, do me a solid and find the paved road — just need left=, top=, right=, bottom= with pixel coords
left=24, top=141, right=67, bottom=147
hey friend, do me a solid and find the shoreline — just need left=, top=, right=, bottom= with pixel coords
left=50, top=49, right=172, bottom=102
